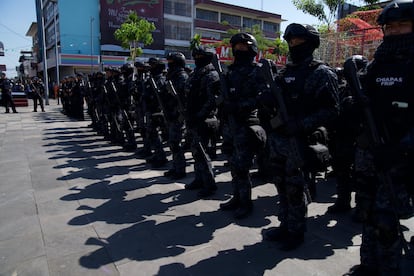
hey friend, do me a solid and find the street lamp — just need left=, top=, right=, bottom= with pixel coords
left=90, top=16, right=94, bottom=74
left=40, top=0, right=50, bottom=105
left=51, top=0, right=59, bottom=104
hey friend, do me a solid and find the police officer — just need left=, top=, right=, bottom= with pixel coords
left=0, top=72, right=18, bottom=113
left=30, top=77, right=45, bottom=112
left=163, top=52, right=188, bottom=179
left=345, top=1, right=414, bottom=275
left=218, top=33, right=267, bottom=218
left=327, top=57, right=367, bottom=215
left=184, top=45, right=219, bottom=197
left=118, top=63, right=138, bottom=151
left=144, top=58, right=168, bottom=168
left=71, top=73, right=86, bottom=120
left=133, top=61, right=152, bottom=157
left=260, top=24, right=339, bottom=250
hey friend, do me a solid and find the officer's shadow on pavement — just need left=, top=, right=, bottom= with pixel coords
left=156, top=209, right=361, bottom=275
left=77, top=199, right=273, bottom=270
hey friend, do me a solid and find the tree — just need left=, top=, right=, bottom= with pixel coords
left=194, top=24, right=288, bottom=61
left=114, top=11, right=156, bottom=61
left=292, top=0, right=344, bottom=29
left=292, top=0, right=381, bottom=30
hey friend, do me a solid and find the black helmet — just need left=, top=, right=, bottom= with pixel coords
left=121, top=63, right=133, bottom=75
left=377, top=0, right=414, bottom=25
left=230, top=32, right=258, bottom=55
left=148, top=57, right=163, bottom=67
left=191, top=45, right=216, bottom=58
left=351, top=55, right=368, bottom=71
left=166, top=52, right=186, bottom=68
left=283, top=23, right=320, bottom=49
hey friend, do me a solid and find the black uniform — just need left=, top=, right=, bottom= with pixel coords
left=260, top=24, right=339, bottom=251
left=0, top=73, right=17, bottom=113
left=218, top=33, right=267, bottom=219
left=185, top=46, right=219, bottom=197
left=30, top=78, right=45, bottom=112
left=163, top=52, right=188, bottom=179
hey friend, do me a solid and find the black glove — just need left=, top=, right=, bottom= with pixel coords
left=372, top=144, right=401, bottom=170
left=278, top=119, right=303, bottom=136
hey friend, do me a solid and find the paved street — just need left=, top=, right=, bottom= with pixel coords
left=1, top=99, right=413, bottom=276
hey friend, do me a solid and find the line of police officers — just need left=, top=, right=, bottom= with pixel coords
left=58, top=1, right=414, bottom=274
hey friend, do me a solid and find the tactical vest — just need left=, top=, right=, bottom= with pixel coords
left=367, top=59, right=414, bottom=143
left=278, top=60, right=327, bottom=118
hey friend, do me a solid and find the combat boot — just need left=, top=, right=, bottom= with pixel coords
left=343, top=264, right=379, bottom=276
left=170, top=171, right=186, bottom=180
left=197, top=184, right=217, bottom=198
left=185, top=179, right=203, bottom=190
left=279, top=232, right=304, bottom=251
left=327, top=201, right=352, bottom=214
left=264, top=226, right=288, bottom=241
left=233, top=201, right=253, bottom=219
left=219, top=196, right=240, bottom=211
left=151, top=158, right=168, bottom=168
left=163, top=169, right=176, bottom=177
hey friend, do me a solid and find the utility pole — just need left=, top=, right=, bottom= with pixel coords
left=90, top=16, right=94, bottom=74
left=40, top=0, right=50, bottom=105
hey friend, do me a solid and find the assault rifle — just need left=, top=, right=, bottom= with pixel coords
left=211, top=54, right=236, bottom=134
left=102, top=84, right=122, bottom=134
left=260, top=58, right=304, bottom=168
left=149, top=77, right=168, bottom=125
left=343, top=56, right=413, bottom=257
left=110, top=82, right=135, bottom=132
left=30, top=83, right=43, bottom=99
left=166, top=80, right=186, bottom=123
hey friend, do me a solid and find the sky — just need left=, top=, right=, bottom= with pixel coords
left=0, top=0, right=37, bottom=78
left=0, top=0, right=367, bottom=78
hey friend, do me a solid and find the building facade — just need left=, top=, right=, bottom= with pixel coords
left=30, top=0, right=283, bottom=82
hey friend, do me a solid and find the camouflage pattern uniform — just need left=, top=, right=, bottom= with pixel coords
left=260, top=24, right=339, bottom=251
left=162, top=52, right=188, bottom=179
left=218, top=33, right=267, bottom=219
left=185, top=46, right=219, bottom=197
left=347, top=2, right=414, bottom=274
left=144, top=58, right=168, bottom=168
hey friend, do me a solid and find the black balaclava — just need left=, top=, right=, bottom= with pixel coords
left=233, top=49, right=255, bottom=65
left=374, top=32, right=414, bottom=62
left=194, top=56, right=212, bottom=68
left=288, top=40, right=315, bottom=64
left=150, top=63, right=164, bottom=76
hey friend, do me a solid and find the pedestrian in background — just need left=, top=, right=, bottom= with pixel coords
left=30, top=77, right=45, bottom=112
left=0, top=72, right=18, bottom=113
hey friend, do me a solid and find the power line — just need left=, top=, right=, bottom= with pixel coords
left=0, top=22, right=31, bottom=41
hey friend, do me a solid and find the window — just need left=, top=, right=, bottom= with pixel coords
left=165, top=0, right=191, bottom=17
left=196, top=9, right=218, bottom=22
left=263, top=21, right=280, bottom=33
left=221, top=13, right=241, bottom=26
left=243, top=17, right=261, bottom=29
left=199, top=30, right=221, bottom=40
left=164, top=19, right=192, bottom=40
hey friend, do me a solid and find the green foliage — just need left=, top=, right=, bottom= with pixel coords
left=190, top=34, right=201, bottom=51
left=292, top=0, right=344, bottom=29
left=317, top=24, right=330, bottom=34
left=210, top=24, right=289, bottom=57
left=114, top=11, right=156, bottom=61
left=361, top=0, right=380, bottom=5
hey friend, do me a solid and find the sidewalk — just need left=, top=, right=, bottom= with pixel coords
left=0, top=99, right=413, bottom=276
